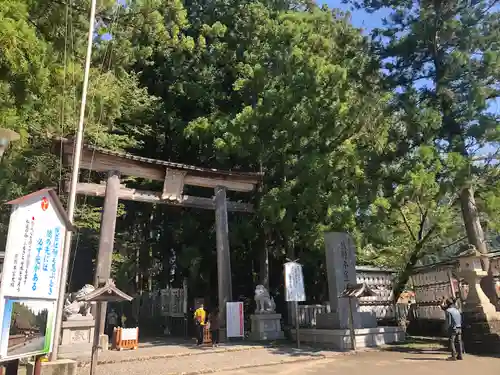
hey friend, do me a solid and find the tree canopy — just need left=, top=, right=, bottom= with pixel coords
left=0, top=0, right=498, bottom=304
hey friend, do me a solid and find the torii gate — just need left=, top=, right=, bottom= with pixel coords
left=55, top=138, right=262, bottom=337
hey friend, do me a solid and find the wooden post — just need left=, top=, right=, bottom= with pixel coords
left=94, top=170, right=121, bottom=335
left=448, top=269, right=457, bottom=299
left=348, top=297, right=356, bottom=351
left=4, top=360, right=18, bottom=375
left=214, top=186, right=232, bottom=339
left=294, top=301, right=300, bottom=349
left=33, top=356, right=42, bottom=375
left=90, top=302, right=102, bottom=375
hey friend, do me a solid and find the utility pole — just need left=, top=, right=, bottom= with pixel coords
left=51, top=0, right=97, bottom=360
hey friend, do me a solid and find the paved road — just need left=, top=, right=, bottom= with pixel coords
left=8, top=336, right=45, bottom=356
left=215, top=351, right=500, bottom=375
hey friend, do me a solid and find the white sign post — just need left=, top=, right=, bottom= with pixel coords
left=0, top=189, right=73, bottom=361
left=284, top=261, right=305, bottom=348
left=226, top=302, right=244, bottom=338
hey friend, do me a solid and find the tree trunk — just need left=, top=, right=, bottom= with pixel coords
left=459, top=186, right=496, bottom=304
left=393, top=245, right=422, bottom=304
left=260, top=245, right=269, bottom=289
left=460, top=186, right=488, bottom=255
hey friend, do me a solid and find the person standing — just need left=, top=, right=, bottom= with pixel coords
left=106, top=308, right=119, bottom=340
left=441, top=297, right=464, bottom=360
left=193, top=303, right=207, bottom=346
left=208, top=308, right=221, bottom=347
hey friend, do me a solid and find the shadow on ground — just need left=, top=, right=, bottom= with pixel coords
left=140, top=336, right=328, bottom=358
left=379, top=337, right=448, bottom=355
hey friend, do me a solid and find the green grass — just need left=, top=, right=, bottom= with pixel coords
left=380, top=336, right=447, bottom=352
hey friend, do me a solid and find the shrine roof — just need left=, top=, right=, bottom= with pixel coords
left=356, top=265, right=395, bottom=273
left=77, top=279, right=133, bottom=302
left=54, top=137, right=263, bottom=183
left=340, top=283, right=376, bottom=298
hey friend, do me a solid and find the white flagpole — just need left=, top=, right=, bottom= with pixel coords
left=51, top=0, right=97, bottom=360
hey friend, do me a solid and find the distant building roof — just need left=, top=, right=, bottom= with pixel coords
left=356, top=265, right=395, bottom=273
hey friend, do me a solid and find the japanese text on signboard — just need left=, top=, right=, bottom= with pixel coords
left=284, top=262, right=306, bottom=302
left=11, top=219, right=35, bottom=291
left=31, top=227, right=61, bottom=295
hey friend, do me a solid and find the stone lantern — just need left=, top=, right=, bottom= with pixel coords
left=0, top=128, right=20, bottom=160
left=455, top=246, right=500, bottom=353
left=455, top=246, right=497, bottom=316
left=489, top=257, right=500, bottom=299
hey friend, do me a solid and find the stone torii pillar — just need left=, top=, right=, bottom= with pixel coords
left=94, top=170, right=121, bottom=339
left=214, top=186, right=232, bottom=337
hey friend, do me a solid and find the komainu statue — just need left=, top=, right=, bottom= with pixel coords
left=254, top=285, right=276, bottom=314
left=63, top=284, right=96, bottom=320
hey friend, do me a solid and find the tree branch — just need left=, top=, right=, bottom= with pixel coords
left=441, top=236, right=468, bottom=250
left=417, top=208, right=428, bottom=242
left=418, top=223, right=438, bottom=247
left=399, top=207, right=417, bottom=242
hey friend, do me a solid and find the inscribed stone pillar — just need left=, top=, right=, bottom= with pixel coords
left=214, top=186, right=232, bottom=334
left=321, top=232, right=360, bottom=329
left=94, top=170, right=121, bottom=335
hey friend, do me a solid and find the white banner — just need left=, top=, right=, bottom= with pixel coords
left=284, top=262, right=306, bottom=302
left=0, top=191, right=68, bottom=360
left=226, top=302, right=244, bottom=338
left=120, top=327, right=138, bottom=341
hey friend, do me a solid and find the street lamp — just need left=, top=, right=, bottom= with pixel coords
left=0, top=128, right=20, bottom=160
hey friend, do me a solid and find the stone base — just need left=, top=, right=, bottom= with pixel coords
left=462, top=311, right=500, bottom=353
left=99, top=334, right=109, bottom=351
left=316, top=312, right=377, bottom=329
left=26, top=359, right=77, bottom=375
left=249, top=314, right=285, bottom=341
left=290, top=326, right=405, bottom=350
left=59, top=319, right=94, bottom=356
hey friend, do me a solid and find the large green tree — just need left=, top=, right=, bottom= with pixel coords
left=344, top=0, right=500, bottom=298
left=347, top=0, right=500, bottom=252
left=98, top=0, right=394, bottom=300
left=0, top=0, right=160, bottom=289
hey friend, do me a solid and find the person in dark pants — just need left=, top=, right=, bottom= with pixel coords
left=107, top=308, right=119, bottom=340
left=208, top=308, right=220, bottom=347
left=193, top=303, right=207, bottom=346
left=441, top=297, right=464, bottom=361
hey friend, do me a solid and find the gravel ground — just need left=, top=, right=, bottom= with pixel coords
left=77, top=347, right=330, bottom=375
left=65, top=343, right=268, bottom=365
left=215, top=350, right=500, bottom=375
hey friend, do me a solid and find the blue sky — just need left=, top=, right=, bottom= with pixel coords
left=321, top=0, right=388, bottom=32
left=321, top=0, right=498, bottom=156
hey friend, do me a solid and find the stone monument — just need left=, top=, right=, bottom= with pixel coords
left=316, top=232, right=367, bottom=329
left=249, top=285, right=285, bottom=340
left=291, top=232, right=404, bottom=350
left=59, top=284, right=97, bottom=355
